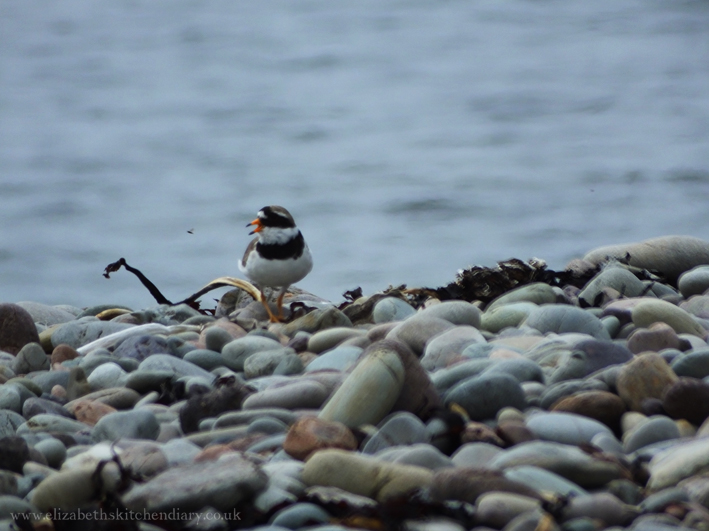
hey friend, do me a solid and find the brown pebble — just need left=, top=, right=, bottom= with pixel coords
left=495, top=420, right=537, bottom=447
left=663, top=377, right=709, bottom=425
left=51, top=385, right=66, bottom=400
left=50, top=344, right=79, bottom=365
left=616, top=352, right=677, bottom=411
left=551, top=391, right=626, bottom=433
left=284, top=416, right=358, bottom=461
left=0, top=303, right=40, bottom=355
left=627, top=322, right=682, bottom=354
left=70, top=400, right=118, bottom=426
left=195, top=444, right=237, bottom=462
left=460, top=422, right=504, bottom=447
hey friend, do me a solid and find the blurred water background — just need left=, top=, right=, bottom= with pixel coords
left=1, top=0, right=709, bottom=309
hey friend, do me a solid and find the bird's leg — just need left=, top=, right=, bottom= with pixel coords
left=275, top=286, right=289, bottom=321
left=258, top=289, right=280, bottom=323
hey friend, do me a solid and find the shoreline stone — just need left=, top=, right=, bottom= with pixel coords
left=4, top=234, right=709, bottom=529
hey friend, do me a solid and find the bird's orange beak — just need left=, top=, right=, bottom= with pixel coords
left=247, top=218, right=263, bottom=235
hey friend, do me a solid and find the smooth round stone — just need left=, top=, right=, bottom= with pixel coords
left=269, top=502, right=332, bottom=528
left=33, top=437, right=67, bottom=469
left=631, top=299, right=707, bottom=338
left=4, top=381, right=34, bottom=406
left=283, top=416, right=357, bottom=461
left=481, top=302, right=538, bottom=334
left=246, top=433, right=287, bottom=453
left=17, top=414, right=89, bottom=434
left=0, top=436, right=29, bottom=473
left=22, top=397, right=73, bottom=420
left=204, top=325, right=240, bottom=353
left=375, top=443, right=453, bottom=471
left=451, top=443, right=503, bottom=468
left=362, top=412, right=428, bottom=454
left=302, top=449, right=433, bottom=503
left=476, top=491, right=541, bottom=529
left=0, top=411, right=25, bottom=438
left=87, top=362, right=128, bottom=390
left=671, top=348, right=709, bottom=379
left=662, top=377, right=709, bottom=425
left=616, top=353, right=678, bottom=411
left=243, top=379, right=330, bottom=411
left=92, top=409, right=160, bottom=442
left=50, top=320, right=133, bottom=350
left=11, top=343, right=49, bottom=375
left=430, top=359, right=494, bottom=393
left=403, top=519, right=466, bottom=531
left=273, top=354, right=304, bottom=375
left=124, top=370, right=174, bottom=394
left=504, top=465, right=587, bottom=497
left=623, top=415, right=681, bottom=453
left=221, top=336, right=283, bottom=371
left=307, top=327, right=367, bottom=354
left=647, top=436, right=709, bottom=491
left=386, top=315, right=455, bottom=356
left=490, top=441, right=625, bottom=488
left=525, top=411, right=615, bottom=446
left=639, top=487, right=689, bottom=513
left=578, top=265, right=647, bottom=307
left=627, top=322, right=683, bottom=354
left=0, top=387, right=21, bottom=413
left=16, top=301, right=77, bottom=326
left=279, top=307, right=353, bottom=337
left=122, top=453, right=268, bottom=513
left=429, top=468, right=540, bottom=505
left=183, top=349, right=225, bottom=371
left=524, top=305, right=611, bottom=340
left=215, top=409, right=297, bottom=429
left=80, top=353, right=138, bottom=375
left=304, top=346, right=363, bottom=373
left=421, top=326, right=487, bottom=370
left=445, top=373, right=527, bottom=422
left=481, top=358, right=544, bottom=383
left=487, top=283, right=557, bottom=312
left=244, top=348, right=295, bottom=379
left=138, top=354, right=215, bottom=380
left=66, top=387, right=142, bottom=410
left=32, top=462, right=120, bottom=512
left=552, top=340, right=633, bottom=385
left=71, top=400, right=117, bottom=426
left=0, top=470, right=19, bottom=496
left=112, top=334, right=170, bottom=362
left=179, top=379, right=253, bottom=434
left=318, top=343, right=405, bottom=428
left=418, top=301, right=482, bottom=327
left=681, top=295, right=709, bottom=320
left=550, top=391, right=626, bottom=431
left=560, top=492, right=639, bottom=527
left=678, top=265, right=709, bottom=298
left=583, top=236, right=709, bottom=284
left=248, top=417, right=289, bottom=435
left=372, top=297, right=417, bottom=324
left=385, top=340, right=442, bottom=422
left=0, top=303, right=41, bottom=355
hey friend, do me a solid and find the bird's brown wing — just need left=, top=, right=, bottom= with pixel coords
left=241, top=237, right=258, bottom=267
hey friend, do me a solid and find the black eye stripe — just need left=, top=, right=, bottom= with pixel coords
left=258, top=206, right=295, bottom=228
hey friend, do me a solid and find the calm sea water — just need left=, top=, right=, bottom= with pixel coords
left=1, top=1, right=709, bottom=309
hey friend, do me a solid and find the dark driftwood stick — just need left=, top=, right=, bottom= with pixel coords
left=103, top=258, right=173, bottom=305
left=103, top=258, right=259, bottom=312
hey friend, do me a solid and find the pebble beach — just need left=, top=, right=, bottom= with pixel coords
left=3, top=234, right=709, bottom=531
